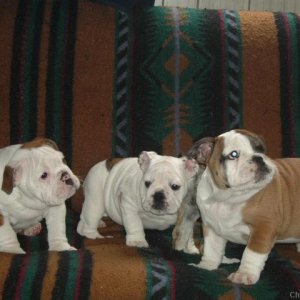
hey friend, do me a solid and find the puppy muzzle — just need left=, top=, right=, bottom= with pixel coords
left=251, top=155, right=271, bottom=182
left=60, top=171, right=74, bottom=186
left=152, top=190, right=167, bottom=211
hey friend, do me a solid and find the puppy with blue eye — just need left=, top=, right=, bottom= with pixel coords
left=77, top=151, right=199, bottom=248
left=173, top=129, right=300, bottom=285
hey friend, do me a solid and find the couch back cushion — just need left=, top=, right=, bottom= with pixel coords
left=0, top=0, right=299, bottom=210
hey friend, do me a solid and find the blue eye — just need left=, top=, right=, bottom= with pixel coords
left=228, top=151, right=239, bottom=160
left=41, top=172, right=48, bottom=179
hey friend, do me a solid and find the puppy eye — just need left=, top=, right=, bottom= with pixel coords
left=228, top=151, right=239, bottom=160
left=145, top=181, right=151, bottom=188
left=41, top=172, right=48, bottom=179
left=171, top=184, right=180, bottom=191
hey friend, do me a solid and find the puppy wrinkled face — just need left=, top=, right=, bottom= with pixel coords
left=139, top=154, right=197, bottom=216
left=12, top=146, right=80, bottom=206
left=215, top=130, right=275, bottom=190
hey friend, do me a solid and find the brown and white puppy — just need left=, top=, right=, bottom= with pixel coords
left=173, top=129, right=300, bottom=285
left=0, top=138, right=80, bottom=253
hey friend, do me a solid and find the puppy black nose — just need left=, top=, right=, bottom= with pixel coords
left=61, top=172, right=74, bottom=186
left=152, top=190, right=166, bottom=210
left=252, top=155, right=265, bottom=166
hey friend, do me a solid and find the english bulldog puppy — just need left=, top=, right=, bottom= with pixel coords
left=77, top=151, right=199, bottom=248
left=173, top=129, right=300, bottom=285
left=0, top=138, right=80, bottom=253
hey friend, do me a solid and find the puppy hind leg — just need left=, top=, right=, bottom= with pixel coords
left=77, top=162, right=108, bottom=239
left=172, top=201, right=200, bottom=252
left=77, top=195, right=106, bottom=239
left=0, top=216, right=25, bottom=254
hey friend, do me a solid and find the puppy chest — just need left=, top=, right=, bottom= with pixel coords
left=200, top=202, right=250, bottom=244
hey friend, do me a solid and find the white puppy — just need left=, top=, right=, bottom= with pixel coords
left=77, top=151, right=199, bottom=248
left=0, top=138, right=80, bottom=253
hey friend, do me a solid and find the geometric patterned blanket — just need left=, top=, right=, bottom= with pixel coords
left=1, top=1, right=300, bottom=299
left=1, top=210, right=300, bottom=299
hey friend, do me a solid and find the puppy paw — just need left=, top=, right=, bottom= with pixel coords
left=221, top=256, right=240, bottom=264
left=49, top=243, right=77, bottom=252
left=22, top=223, right=42, bottom=236
left=77, top=221, right=105, bottom=239
left=190, top=259, right=219, bottom=270
left=84, top=231, right=105, bottom=239
left=0, top=247, right=25, bottom=254
left=184, top=244, right=199, bottom=255
left=126, top=238, right=149, bottom=248
left=228, top=271, right=259, bottom=285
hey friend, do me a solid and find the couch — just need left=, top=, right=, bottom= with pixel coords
left=0, top=0, right=300, bottom=299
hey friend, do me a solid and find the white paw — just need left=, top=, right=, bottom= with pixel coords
left=126, top=238, right=149, bottom=248
left=77, top=221, right=106, bottom=239
left=0, top=247, right=25, bottom=254
left=184, top=244, right=199, bottom=254
left=221, top=256, right=240, bottom=264
left=49, top=243, right=77, bottom=252
left=228, top=271, right=259, bottom=285
left=190, top=259, right=219, bottom=270
left=83, top=231, right=105, bottom=239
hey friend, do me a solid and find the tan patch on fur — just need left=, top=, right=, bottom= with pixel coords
left=243, top=158, right=300, bottom=254
left=1, top=166, right=14, bottom=194
left=235, top=129, right=266, bottom=153
left=21, top=137, right=59, bottom=150
left=0, top=214, right=3, bottom=226
left=105, top=158, right=124, bottom=171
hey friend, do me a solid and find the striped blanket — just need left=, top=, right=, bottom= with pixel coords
left=1, top=0, right=300, bottom=299
left=1, top=210, right=300, bottom=299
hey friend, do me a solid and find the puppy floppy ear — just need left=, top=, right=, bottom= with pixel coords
left=138, top=151, right=158, bottom=172
left=21, top=137, right=59, bottom=150
left=1, top=165, right=23, bottom=194
left=186, top=137, right=215, bottom=166
left=182, top=158, right=199, bottom=179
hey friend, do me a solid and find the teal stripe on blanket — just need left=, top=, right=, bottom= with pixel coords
left=276, top=12, right=300, bottom=157
left=45, top=0, right=78, bottom=165
left=9, top=0, right=45, bottom=143
left=52, top=250, right=93, bottom=300
left=288, top=13, right=300, bottom=157
left=20, top=252, right=43, bottom=298
left=112, top=10, right=132, bottom=157
left=223, top=10, right=243, bottom=129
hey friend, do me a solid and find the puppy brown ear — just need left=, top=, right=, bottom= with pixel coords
left=235, top=129, right=266, bottom=153
left=2, top=166, right=14, bottom=194
left=186, top=137, right=215, bottom=166
left=21, top=137, right=59, bottom=150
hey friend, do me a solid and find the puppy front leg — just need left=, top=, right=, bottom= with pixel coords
left=228, top=225, right=276, bottom=285
left=0, top=215, right=25, bottom=254
left=46, top=205, right=76, bottom=251
left=193, top=226, right=226, bottom=270
left=120, top=200, right=148, bottom=248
